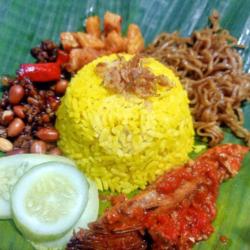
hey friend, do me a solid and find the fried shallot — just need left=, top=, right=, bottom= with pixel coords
left=95, top=55, right=173, bottom=98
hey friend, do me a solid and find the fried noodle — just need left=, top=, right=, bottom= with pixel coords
left=143, top=11, right=250, bottom=146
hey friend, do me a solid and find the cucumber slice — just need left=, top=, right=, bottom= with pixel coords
left=75, top=179, right=99, bottom=229
left=31, top=179, right=99, bottom=250
left=11, top=162, right=89, bottom=242
left=0, top=154, right=75, bottom=219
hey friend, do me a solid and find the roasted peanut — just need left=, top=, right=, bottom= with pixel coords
left=36, top=127, right=59, bottom=142
left=48, top=96, right=60, bottom=111
left=0, top=137, right=13, bottom=152
left=55, top=79, right=68, bottom=95
left=9, top=85, right=25, bottom=105
left=13, top=105, right=26, bottom=119
left=7, top=118, right=25, bottom=137
left=2, top=110, right=14, bottom=124
left=49, top=147, right=62, bottom=155
left=30, top=140, right=47, bottom=154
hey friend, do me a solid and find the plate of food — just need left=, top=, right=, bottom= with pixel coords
left=0, top=0, right=249, bottom=249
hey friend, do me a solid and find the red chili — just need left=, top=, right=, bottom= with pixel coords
left=56, top=50, right=69, bottom=65
left=18, top=63, right=61, bottom=82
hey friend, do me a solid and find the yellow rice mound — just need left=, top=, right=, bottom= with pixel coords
left=56, top=54, right=194, bottom=193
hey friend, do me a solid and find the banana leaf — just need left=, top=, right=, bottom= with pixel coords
left=0, top=0, right=249, bottom=249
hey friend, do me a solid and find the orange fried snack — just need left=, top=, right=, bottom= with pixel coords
left=60, top=11, right=144, bottom=72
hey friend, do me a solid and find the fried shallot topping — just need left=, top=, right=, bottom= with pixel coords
left=95, top=56, right=173, bottom=98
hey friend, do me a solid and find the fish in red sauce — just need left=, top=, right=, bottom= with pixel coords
left=67, top=144, right=249, bottom=250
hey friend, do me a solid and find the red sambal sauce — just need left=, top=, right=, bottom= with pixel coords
left=144, top=144, right=249, bottom=248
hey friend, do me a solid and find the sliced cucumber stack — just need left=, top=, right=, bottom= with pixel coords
left=0, top=154, right=75, bottom=219
left=11, top=162, right=89, bottom=242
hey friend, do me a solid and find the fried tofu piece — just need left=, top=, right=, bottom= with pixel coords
left=127, top=24, right=144, bottom=54
left=74, top=32, right=105, bottom=49
left=66, top=48, right=106, bottom=72
left=60, top=32, right=80, bottom=51
left=62, top=13, right=145, bottom=72
left=105, top=31, right=127, bottom=53
left=104, top=11, right=122, bottom=34
left=85, top=16, right=101, bottom=37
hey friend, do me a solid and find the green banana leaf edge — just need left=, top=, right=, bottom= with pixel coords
left=0, top=1, right=249, bottom=249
